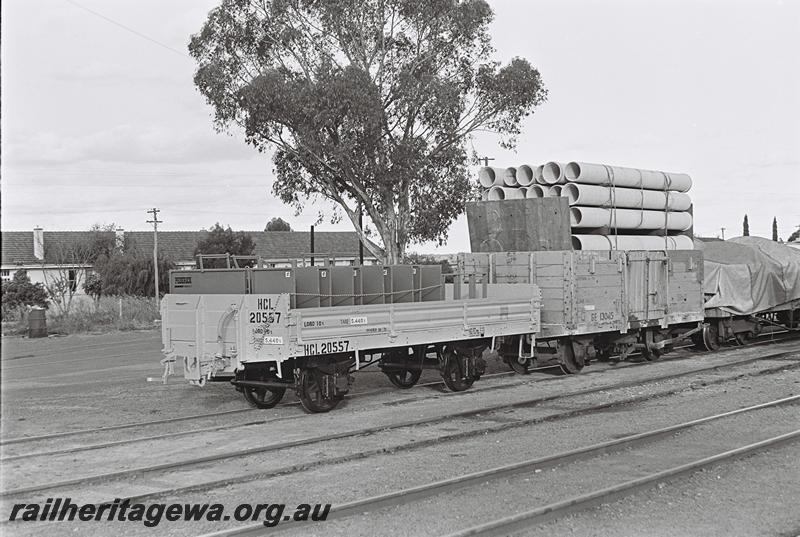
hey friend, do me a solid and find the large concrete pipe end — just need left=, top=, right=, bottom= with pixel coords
left=547, top=185, right=563, bottom=197
left=479, top=167, right=517, bottom=188
left=535, top=165, right=545, bottom=184
left=526, top=185, right=546, bottom=198
left=488, top=186, right=525, bottom=200
left=563, top=183, right=581, bottom=205
left=516, top=165, right=535, bottom=187
left=542, top=162, right=567, bottom=185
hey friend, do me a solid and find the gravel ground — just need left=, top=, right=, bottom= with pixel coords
left=4, top=360, right=797, bottom=536
left=522, top=443, right=800, bottom=537
left=3, top=350, right=795, bottom=499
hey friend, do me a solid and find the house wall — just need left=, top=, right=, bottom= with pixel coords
left=1, top=265, right=90, bottom=295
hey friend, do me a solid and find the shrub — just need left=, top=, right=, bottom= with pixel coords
left=46, top=296, right=161, bottom=334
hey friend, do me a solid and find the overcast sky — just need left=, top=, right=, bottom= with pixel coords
left=2, top=0, right=798, bottom=251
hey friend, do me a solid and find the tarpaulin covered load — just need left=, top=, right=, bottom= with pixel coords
left=694, top=236, right=800, bottom=315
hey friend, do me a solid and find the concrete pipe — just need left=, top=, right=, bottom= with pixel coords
left=525, top=185, right=546, bottom=198
left=562, top=183, right=692, bottom=211
left=478, top=167, right=517, bottom=188
left=488, top=186, right=525, bottom=201
left=547, top=185, right=563, bottom=197
left=572, top=234, right=695, bottom=251
left=564, top=162, right=692, bottom=192
left=535, top=165, right=545, bottom=184
left=542, top=162, right=568, bottom=185
left=516, top=165, right=536, bottom=187
left=570, top=207, right=693, bottom=231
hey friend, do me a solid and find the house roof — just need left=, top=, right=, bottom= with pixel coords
left=124, top=231, right=378, bottom=262
left=1, top=231, right=116, bottom=266
left=2, top=230, right=379, bottom=266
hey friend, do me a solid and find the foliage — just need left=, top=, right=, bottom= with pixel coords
left=405, top=252, right=454, bottom=283
left=87, top=223, right=118, bottom=261
left=190, top=0, right=548, bottom=263
left=742, top=214, right=749, bottom=236
left=194, top=223, right=257, bottom=268
left=1, top=270, right=49, bottom=320
left=773, top=217, right=779, bottom=241
left=46, top=296, right=160, bottom=335
left=83, top=273, right=104, bottom=301
left=92, top=252, right=174, bottom=297
left=265, top=217, right=293, bottom=231
left=788, top=228, right=800, bottom=243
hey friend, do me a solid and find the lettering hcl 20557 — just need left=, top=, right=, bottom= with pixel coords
left=303, top=341, right=350, bottom=356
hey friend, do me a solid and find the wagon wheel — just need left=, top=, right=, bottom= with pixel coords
left=242, top=384, right=286, bottom=409
left=641, top=330, right=664, bottom=361
left=501, top=338, right=530, bottom=375
left=298, top=368, right=342, bottom=413
left=441, top=349, right=475, bottom=392
left=558, top=339, right=585, bottom=374
left=381, top=349, right=422, bottom=389
left=506, top=355, right=531, bottom=375
left=734, top=331, right=753, bottom=346
left=385, top=368, right=422, bottom=389
left=701, top=324, right=720, bottom=352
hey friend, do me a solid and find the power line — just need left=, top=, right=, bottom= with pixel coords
left=63, top=0, right=191, bottom=60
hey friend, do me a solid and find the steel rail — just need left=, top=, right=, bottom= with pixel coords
left=2, top=352, right=797, bottom=499
left=444, top=430, right=800, bottom=537
left=2, top=331, right=794, bottom=449
left=195, top=396, right=800, bottom=537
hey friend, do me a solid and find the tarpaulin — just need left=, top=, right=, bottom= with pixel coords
left=693, top=237, right=800, bottom=315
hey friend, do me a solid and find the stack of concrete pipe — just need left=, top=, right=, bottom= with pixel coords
left=478, top=166, right=565, bottom=200
left=478, top=161, right=695, bottom=251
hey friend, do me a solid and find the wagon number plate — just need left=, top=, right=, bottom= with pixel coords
left=303, top=341, right=350, bottom=356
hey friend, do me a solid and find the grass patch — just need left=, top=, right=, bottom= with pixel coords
left=47, top=296, right=160, bottom=334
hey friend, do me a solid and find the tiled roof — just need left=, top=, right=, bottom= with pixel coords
left=2, top=230, right=379, bottom=266
left=1, top=231, right=115, bottom=265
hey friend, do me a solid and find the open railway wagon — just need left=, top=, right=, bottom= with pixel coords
left=459, top=249, right=705, bottom=372
left=161, top=263, right=541, bottom=412
left=463, top=193, right=706, bottom=373
left=694, top=236, right=800, bottom=349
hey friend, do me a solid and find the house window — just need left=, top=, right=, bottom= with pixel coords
left=68, top=269, right=77, bottom=292
left=1, top=269, right=10, bottom=282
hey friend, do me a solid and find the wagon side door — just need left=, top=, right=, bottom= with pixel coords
left=626, top=250, right=668, bottom=326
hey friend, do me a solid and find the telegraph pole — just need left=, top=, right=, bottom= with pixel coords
left=477, top=156, right=495, bottom=167
left=146, top=208, right=163, bottom=302
left=720, top=227, right=726, bottom=240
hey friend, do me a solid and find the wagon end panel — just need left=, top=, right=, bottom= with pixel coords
left=665, top=250, right=705, bottom=324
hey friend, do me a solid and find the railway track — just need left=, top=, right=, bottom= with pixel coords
left=2, top=331, right=795, bottom=454
left=195, top=395, right=800, bottom=536
left=2, top=348, right=797, bottom=504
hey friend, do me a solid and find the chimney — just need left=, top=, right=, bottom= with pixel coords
left=115, top=227, right=125, bottom=251
left=33, top=227, right=44, bottom=261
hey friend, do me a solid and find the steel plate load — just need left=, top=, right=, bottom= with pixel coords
left=570, top=207, right=693, bottom=231
left=564, top=161, right=692, bottom=192
left=479, top=166, right=518, bottom=188
left=562, top=183, right=692, bottom=211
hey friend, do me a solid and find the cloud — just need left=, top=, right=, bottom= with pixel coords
left=4, top=124, right=260, bottom=166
